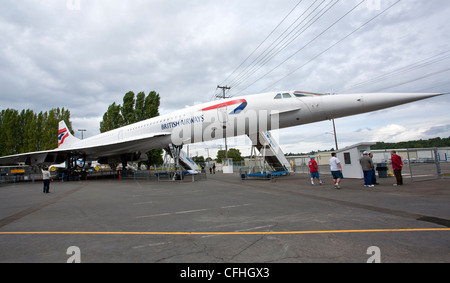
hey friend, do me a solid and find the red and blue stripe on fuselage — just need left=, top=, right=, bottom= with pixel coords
left=199, top=99, right=247, bottom=115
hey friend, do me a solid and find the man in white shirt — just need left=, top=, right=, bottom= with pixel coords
left=41, top=167, right=52, bottom=193
left=329, top=153, right=343, bottom=189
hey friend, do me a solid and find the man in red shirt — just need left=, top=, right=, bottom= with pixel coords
left=308, top=156, right=323, bottom=186
left=390, top=150, right=403, bottom=186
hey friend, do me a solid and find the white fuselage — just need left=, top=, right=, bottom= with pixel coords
left=0, top=90, right=445, bottom=165
left=63, top=91, right=443, bottom=160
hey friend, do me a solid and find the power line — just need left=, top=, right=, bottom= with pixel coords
left=342, top=49, right=450, bottom=92
left=226, top=0, right=329, bottom=89
left=217, top=0, right=427, bottom=97
left=228, top=0, right=339, bottom=92
left=217, top=0, right=335, bottom=98
left=262, top=0, right=402, bottom=92
left=372, top=67, right=450, bottom=92
left=218, top=0, right=304, bottom=88
left=213, top=0, right=305, bottom=101
left=234, top=0, right=367, bottom=96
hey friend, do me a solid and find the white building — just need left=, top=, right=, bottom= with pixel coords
left=336, top=142, right=376, bottom=179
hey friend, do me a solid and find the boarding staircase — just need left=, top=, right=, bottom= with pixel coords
left=164, top=144, right=199, bottom=172
left=247, top=131, right=292, bottom=173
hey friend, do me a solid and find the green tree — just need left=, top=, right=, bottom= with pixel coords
left=99, top=90, right=163, bottom=166
left=142, top=91, right=162, bottom=167
left=122, top=91, right=136, bottom=125
left=145, top=149, right=164, bottom=167
left=144, top=90, right=160, bottom=118
left=36, top=112, right=45, bottom=151
left=20, top=109, right=36, bottom=153
left=0, top=109, right=20, bottom=156
left=100, top=102, right=123, bottom=133
left=371, top=137, right=450, bottom=150
left=192, top=156, right=205, bottom=163
left=135, top=91, right=146, bottom=122
left=216, top=148, right=243, bottom=163
left=0, top=107, right=73, bottom=157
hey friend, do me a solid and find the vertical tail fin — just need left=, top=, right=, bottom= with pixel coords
left=58, top=121, right=79, bottom=148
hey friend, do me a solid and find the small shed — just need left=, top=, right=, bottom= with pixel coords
left=336, top=142, right=375, bottom=179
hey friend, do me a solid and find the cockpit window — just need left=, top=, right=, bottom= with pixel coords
left=275, top=91, right=322, bottom=99
left=274, top=93, right=293, bottom=99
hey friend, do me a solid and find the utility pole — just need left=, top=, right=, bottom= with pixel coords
left=78, top=129, right=86, bottom=140
left=217, top=85, right=231, bottom=159
left=332, top=119, right=338, bottom=150
left=217, top=85, right=230, bottom=99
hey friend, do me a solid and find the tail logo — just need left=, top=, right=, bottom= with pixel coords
left=58, top=128, right=69, bottom=146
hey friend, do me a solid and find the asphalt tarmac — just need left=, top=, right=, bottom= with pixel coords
left=0, top=172, right=449, bottom=263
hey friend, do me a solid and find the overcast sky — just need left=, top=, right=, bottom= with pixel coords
left=1, top=0, right=449, bottom=157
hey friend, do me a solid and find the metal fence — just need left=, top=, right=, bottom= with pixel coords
left=369, top=147, right=449, bottom=182
left=403, top=148, right=450, bottom=182
left=119, top=170, right=208, bottom=182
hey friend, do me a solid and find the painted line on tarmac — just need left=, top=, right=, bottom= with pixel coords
left=0, top=228, right=449, bottom=235
left=135, top=203, right=251, bottom=219
left=210, top=174, right=450, bottom=228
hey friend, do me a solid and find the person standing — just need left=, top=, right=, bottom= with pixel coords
left=360, top=151, right=374, bottom=187
left=369, top=153, right=379, bottom=185
left=308, top=156, right=323, bottom=186
left=329, top=153, right=343, bottom=189
left=41, top=166, right=53, bottom=193
left=391, top=150, right=403, bottom=186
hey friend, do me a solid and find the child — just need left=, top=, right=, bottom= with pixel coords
left=308, top=156, right=323, bottom=186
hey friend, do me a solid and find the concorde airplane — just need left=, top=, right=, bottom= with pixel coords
left=0, top=91, right=447, bottom=171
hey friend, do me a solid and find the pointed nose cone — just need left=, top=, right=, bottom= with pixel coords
left=360, top=92, right=446, bottom=112
left=322, top=92, right=448, bottom=120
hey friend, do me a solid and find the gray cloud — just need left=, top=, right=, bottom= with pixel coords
left=1, top=0, right=449, bottom=152
left=424, top=124, right=450, bottom=136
